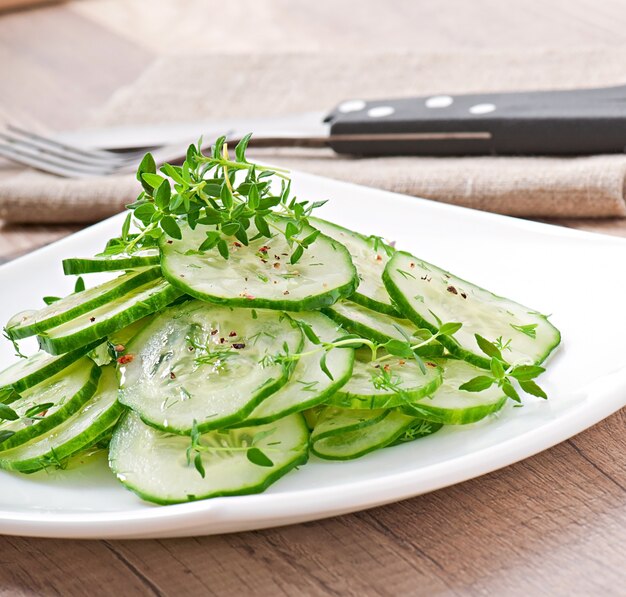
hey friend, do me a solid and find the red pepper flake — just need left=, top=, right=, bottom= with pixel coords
left=233, top=241, right=242, bottom=248
left=232, top=343, right=246, bottom=349
left=426, top=362, right=437, bottom=368
left=228, top=331, right=237, bottom=337
left=383, top=364, right=391, bottom=372
left=399, top=359, right=406, bottom=365
left=243, top=293, right=255, bottom=300
left=259, top=246, right=269, bottom=253
left=170, top=371, right=176, bottom=380
left=89, top=317, right=96, bottom=322
left=447, top=285, right=458, bottom=295
left=210, top=329, right=218, bottom=335
left=117, top=354, right=134, bottom=365
left=114, top=344, right=125, bottom=353
left=376, top=255, right=383, bottom=261
left=273, top=263, right=280, bottom=269
left=39, top=409, right=49, bottom=418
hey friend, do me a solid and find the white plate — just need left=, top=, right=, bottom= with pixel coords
left=0, top=172, right=624, bottom=539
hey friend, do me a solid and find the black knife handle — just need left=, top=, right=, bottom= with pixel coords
left=325, top=85, right=626, bottom=156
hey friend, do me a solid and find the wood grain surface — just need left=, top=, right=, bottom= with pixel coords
left=0, top=2, right=624, bottom=595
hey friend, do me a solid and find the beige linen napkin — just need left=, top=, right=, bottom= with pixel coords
left=3, top=49, right=626, bottom=223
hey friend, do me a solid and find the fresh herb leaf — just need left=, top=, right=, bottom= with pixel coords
left=474, top=334, right=503, bottom=361
left=246, top=447, right=274, bottom=467
left=459, top=376, right=494, bottom=392
left=519, top=380, right=547, bottom=399
left=510, top=364, right=545, bottom=381
left=0, top=404, right=19, bottom=421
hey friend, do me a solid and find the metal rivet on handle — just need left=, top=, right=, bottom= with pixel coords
left=338, top=100, right=366, bottom=113
left=367, top=106, right=395, bottom=118
left=469, top=103, right=496, bottom=114
left=425, top=95, right=454, bottom=108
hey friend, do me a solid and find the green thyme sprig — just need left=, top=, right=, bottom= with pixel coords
left=186, top=420, right=277, bottom=477
left=103, top=134, right=325, bottom=265
left=2, top=327, right=26, bottom=359
left=459, top=334, right=547, bottom=402
left=0, top=401, right=56, bottom=445
left=261, top=316, right=462, bottom=381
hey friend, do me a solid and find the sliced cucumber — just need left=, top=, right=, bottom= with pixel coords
left=160, top=216, right=358, bottom=311
left=62, top=249, right=160, bottom=275
left=311, top=406, right=432, bottom=460
left=402, top=358, right=507, bottom=425
left=328, top=349, right=442, bottom=409
left=0, top=343, right=97, bottom=396
left=6, top=267, right=162, bottom=340
left=0, top=366, right=123, bottom=473
left=109, top=411, right=309, bottom=504
left=236, top=312, right=354, bottom=426
left=309, top=217, right=399, bottom=316
left=38, top=278, right=182, bottom=355
left=118, top=301, right=303, bottom=433
left=323, top=300, right=444, bottom=358
left=383, top=252, right=561, bottom=368
left=0, top=358, right=100, bottom=451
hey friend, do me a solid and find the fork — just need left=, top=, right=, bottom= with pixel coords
left=0, top=125, right=208, bottom=178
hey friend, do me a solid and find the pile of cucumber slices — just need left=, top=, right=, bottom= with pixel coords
left=0, top=176, right=561, bottom=506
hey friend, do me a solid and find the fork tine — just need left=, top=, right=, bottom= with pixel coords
left=0, top=132, right=140, bottom=171
left=3, top=128, right=144, bottom=167
left=0, top=143, right=124, bottom=177
left=6, top=124, right=145, bottom=162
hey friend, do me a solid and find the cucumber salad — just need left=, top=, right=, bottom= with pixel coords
left=0, top=137, right=561, bottom=505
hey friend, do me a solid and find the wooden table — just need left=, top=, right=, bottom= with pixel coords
left=1, top=2, right=625, bottom=595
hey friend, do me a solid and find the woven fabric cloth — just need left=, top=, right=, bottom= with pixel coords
left=2, top=49, right=626, bottom=223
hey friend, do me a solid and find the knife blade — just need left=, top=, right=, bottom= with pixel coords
left=54, top=85, right=626, bottom=156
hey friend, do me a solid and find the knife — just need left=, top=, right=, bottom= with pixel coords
left=55, top=84, right=626, bottom=156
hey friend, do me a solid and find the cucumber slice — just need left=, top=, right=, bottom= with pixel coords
left=109, top=411, right=309, bottom=504
left=6, top=267, right=162, bottom=340
left=309, top=217, right=399, bottom=316
left=236, top=312, right=355, bottom=426
left=0, top=366, right=123, bottom=473
left=328, top=350, right=442, bottom=409
left=160, top=216, right=358, bottom=311
left=402, top=358, right=507, bottom=425
left=118, top=301, right=303, bottom=433
left=0, top=343, right=97, bottom=396
left=0, top=358, right=100, bottom=451
left=311, top=406, right=430, bottom=460
left=62, top=250, right=160, bottom=275
left=323, top=300, right=444, bottom=358
left=383, top=252, right=561, bottom=368
left=38, top=278, right=182, bottom=355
